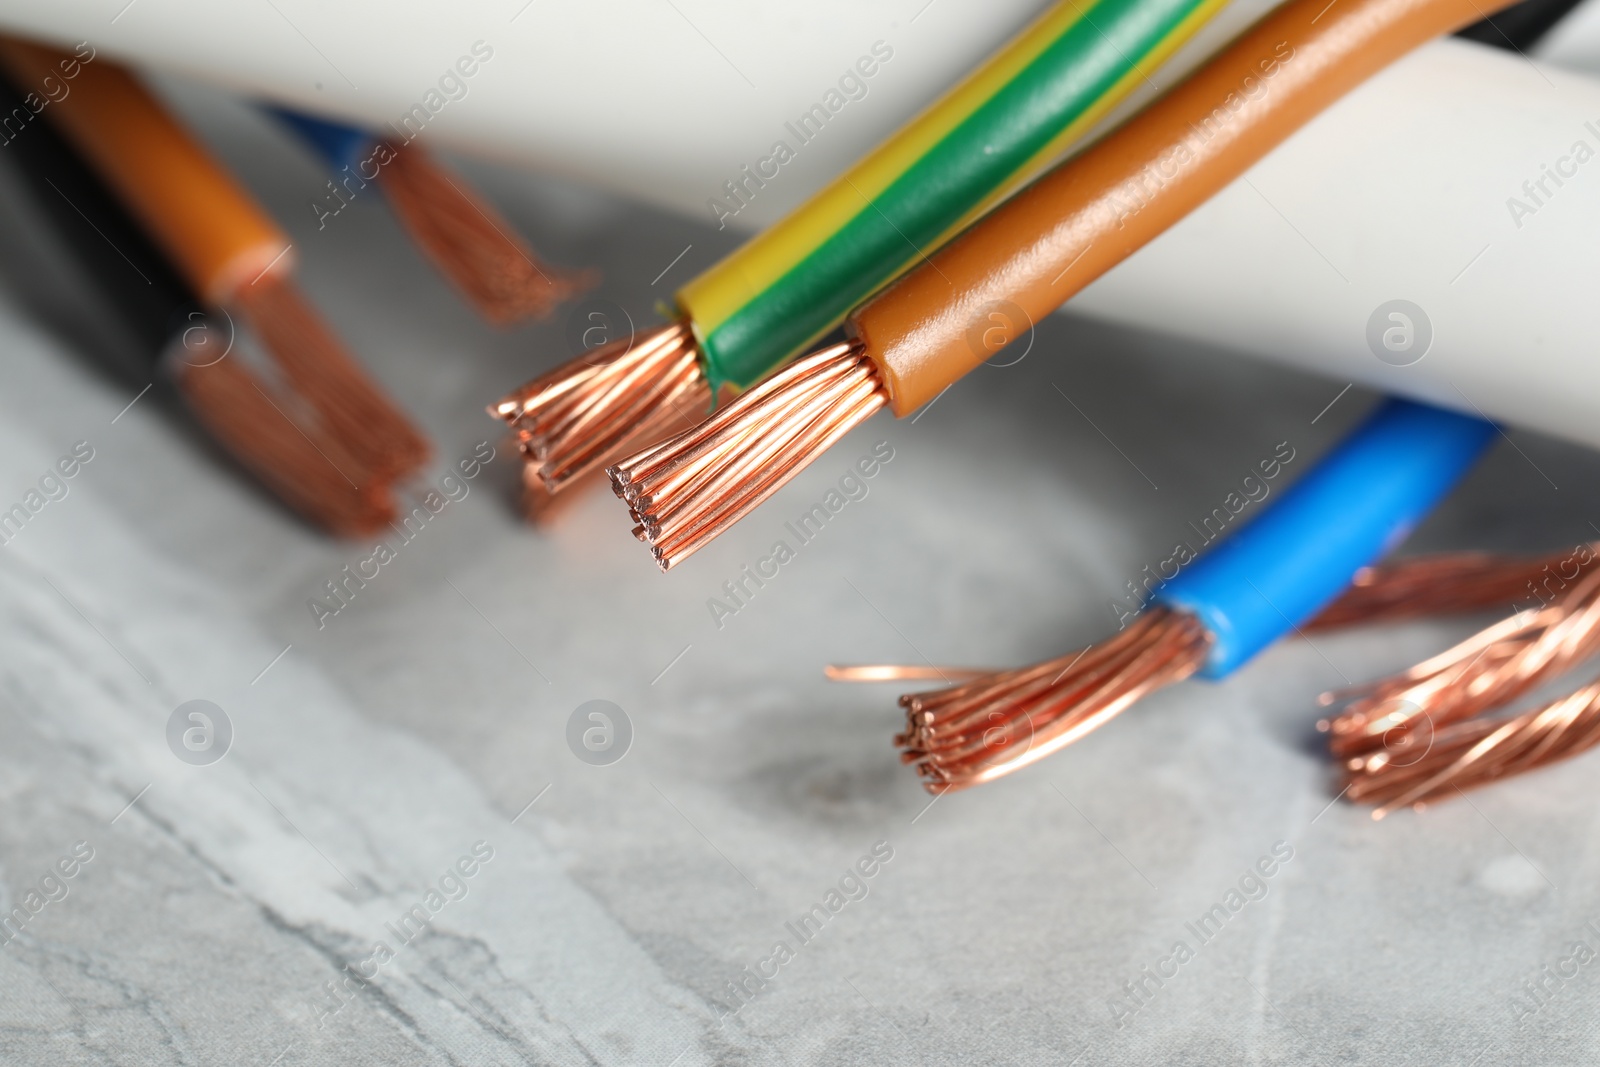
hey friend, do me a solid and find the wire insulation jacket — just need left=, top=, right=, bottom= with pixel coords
left=674, top=0, right=1228, bottom=391
left=0, top=68, right=197, bottom=369
left=851, top=0, right=1512, bottom=415
left=1152, top=400, right=1496, bottom=678
left=266, top=106, right=375, bottom=177
left=0, top=39, right=294, bottom=303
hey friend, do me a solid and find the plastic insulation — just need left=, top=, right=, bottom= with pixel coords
left=850, top=0, right=1513, bottom=416
left=1152, top=400, right=1497, bottom=678
left=674, top=0, right=1229, bottom=391
left=265, top=106, right=374, bottom=177
left=1456, top=0, right=1587, bottom=49
left=0, top=38, right=293, bottom=303
left=0, top=68, right=198, bottom=371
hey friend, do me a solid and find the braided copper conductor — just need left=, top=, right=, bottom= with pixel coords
left=838, top=547, right=1587, bottom=796
left=1323, top=565, right=1600, bottom=814
left=1339, top=678, right=1600, bottom=817
left=895, top=608, right=1210, bottom=793
left=608, top=343, right=887, bottom=570
left=235, top=273, right=430, bottom=482
left=492, top=322, right=710, bottom=495
left=1306, top=545, right=1597, bottom=630
left=172, top=348, right=397, bottom=536
left=377, top=143, right=595, bottom=325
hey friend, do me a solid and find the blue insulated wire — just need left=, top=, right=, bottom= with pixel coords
left=1151, top=399, right=1497, bottom=678
left=265, top=106, right=375, bottom=177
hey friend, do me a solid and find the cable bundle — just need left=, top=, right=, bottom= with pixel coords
left=489, top=0, right=1231, bottom=506
left=1294, top=0, right=1600, bottom=819
left=0, top=38, right=429, bottom=534
left=864, top=401, right=1497, bottom=791
left=610, top=0, right=1518, bottom=569
left=871, top=0, right=1600, bottom=807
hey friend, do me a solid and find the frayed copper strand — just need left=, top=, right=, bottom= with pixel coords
left=1341, top=677, right=1600, bottom=818
left=234, top=273, right=430, bottom=481
left=1323, top=565, right=1600, bottom=813
left=894, top=608, right=1211, bottom=793
left=608, top=342, right=886, bottom=571
left=491, top=322, right=710, bottom=495
left=1307, top=545, right=1597, bottom=630
left=173, top=356, right=396, bottom=537
left=378, top=143, right=595, bottom=324
left=1321, top=567, right=1600, bottom=753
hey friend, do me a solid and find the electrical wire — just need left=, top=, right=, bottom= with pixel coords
left=1335, top=680, right=1600, bottom=816
left=611, top=0, right=1517, bottom=570
left=267, top=107, right=594, bottom=325
left=0, top=69, right=398, bottom=535
left=490, top=0, right=1232, bottom=496
left=0, top=37, right=430, bottom=489
left=872, top=400, right=1497, bottom=792
left=1322, top=546, right=1600, bottom=816
left=1303, top=545, right=1588, bottom=630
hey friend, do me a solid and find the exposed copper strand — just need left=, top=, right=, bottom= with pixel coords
left=532, top=328, right=690, bottom=444
left=894, top=609, right=1210, bottom=793
left=1323, top=567, right=1600, bottom=754
left=609, top=343, right=886, bottom=570
left=643, top=369, right=870, bottom=537
left=626, top=362, right=858, bottom=515
left=613, top=343, right=858, bottom=492
left=1325, top=561, right=1600, bottom=812
left=490, top=322, right=711, bottom=496
left=172, top=353, right=396, bottom=536
left=377, top=141, right=594, bottom=324
left=1308, top=544, right=1598, bottom=629
left=1345, top=678, right=1600, bottom=817
left=648, top=386, right=884, bottom=570
left=234, top=272, right=429, bottom=481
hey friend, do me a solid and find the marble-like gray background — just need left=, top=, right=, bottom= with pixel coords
left=0, top=75, right=1598, bottom=1067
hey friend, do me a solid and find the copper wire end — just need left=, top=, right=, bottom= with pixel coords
left=1306, top=546, right=1593, bottom=630
left=172, top=355, right=396, bottom=537
left=894, top=608, right=1211, bottom=793
left=492, top=321, right=710, bottom=495
left=607, top=341, right=887, bottom=571
left=377, top=142, right=595, bottom=324
left=1337, top=677, right=1600, bottom=818
left=1323, top=566, right=1600, bottom=815
left=234, top=272, right=430, bottom=482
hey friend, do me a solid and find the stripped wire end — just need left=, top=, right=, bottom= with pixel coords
left=1306, top=546, right=1592, bottom=630
left=607, top=342, right=887, bottom=572
left=172, top=353, right=397, bottom=537
left=1333, top=680, right=1600, bottom=818
left=1321, top=567, right=1600, bottom=817
left=491, top=322, right=709, bottom=495
left=895, top=609, right=1210, bottom=793
left=234, top=271, right=430, bottom=482
left=377, top=142, right=596, bottom=324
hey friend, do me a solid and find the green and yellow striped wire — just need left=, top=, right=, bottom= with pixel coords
left=676, top=0, right=1230, bottom=393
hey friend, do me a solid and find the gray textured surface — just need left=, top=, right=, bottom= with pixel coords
left=0, top=81, right=1598, bottom=1067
